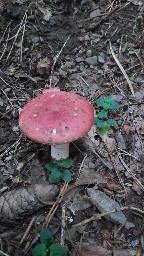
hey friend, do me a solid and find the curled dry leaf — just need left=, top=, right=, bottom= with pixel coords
left=36, top=57, right=51, bottom=75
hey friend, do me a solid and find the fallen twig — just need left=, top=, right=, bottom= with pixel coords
left=49, top=36, right=70, bottom=88
left=61, top=204, right=66, bottom=246
left=73, top=205, right=144, bottom=228
left=118, top=153, right=144, bottom=192
left=20, top=217, right=35, bottom=245
left=109, top=40, right=135, bottom=96
left=44, top=182, right=68, bottom=227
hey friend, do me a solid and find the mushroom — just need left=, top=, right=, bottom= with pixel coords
left=19, top=88, right=94, bottom=161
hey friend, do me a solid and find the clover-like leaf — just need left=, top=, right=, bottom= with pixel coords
left=94, top=118, right=105, bottom=128
left=104, top=96, right=112, bottom=104
left=40, top=229, right=53, bottom=248
left=62, top=169, right=72, bottom=183
left=49, top=169, right=62, bottom=183
left=106, top=119, right=117, bottom=126
left=99, top=126, right=107, bottom=135
left=95, top=98, right=104, bottom=107
left=97, top=110, right=108, bottom=119
left=110, top=100, right=120, bottom=110
left=32, top=244, right=47, bottom=256
left=49, top=244, right=67, bottom=256
left=57, top=157, right=73, bottom=168
left=103, top=102, right=111, bottom=110
left=45, top=162, right=58, bottom=172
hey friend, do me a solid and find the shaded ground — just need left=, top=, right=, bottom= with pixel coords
left=0, top=0, right=144, bottom=255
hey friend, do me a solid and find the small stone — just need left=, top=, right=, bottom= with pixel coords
left=49, top=18, right=57, bottom=26
left=90, top=8, right=101, bottom=18
left=31, top=37, right=39, bottom=44
left=84, top=35, right=90, bottom=41
left=135, top=91, right=143, bottom=101
left=85, top=56, right=98, bottom=65
left=98, top=55, right=105, bottom=63
left=85, top=49, right=92, bottom=58
left=79, top=37, right=84, bottom=42
left=111, top=95, right=123, bottom=102
left=75, top=57, right=84, bottom=63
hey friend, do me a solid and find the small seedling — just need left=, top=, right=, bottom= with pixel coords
left=94, top=96, right=120, bottom=135
left=44, top=157, right=73, bottom=184
left=92, top=48, right=100, bottom=57
left=32, top=229, right=67, bottom=256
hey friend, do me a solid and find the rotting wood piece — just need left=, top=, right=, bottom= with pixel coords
left=0, top=183, right=59, bottom=222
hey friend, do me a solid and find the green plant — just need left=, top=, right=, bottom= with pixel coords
left=94, top=96, right=120, bottom=135
left=32, top=229, right=67, bottom=256
left=92, top=48, right=100, bottom=57
left=44, top=157, right=73, bottom=184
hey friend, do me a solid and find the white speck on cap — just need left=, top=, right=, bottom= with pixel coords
left=51, top=94, right=55, bottom=97
left=74, top=112, right=78, bottom=117
left=33, top=114, right=38, bottom=117
left=52, top=128, right=57, bottom=135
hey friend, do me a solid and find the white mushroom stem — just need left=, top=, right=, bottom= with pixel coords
left=51, top=143, right=69, bottom=161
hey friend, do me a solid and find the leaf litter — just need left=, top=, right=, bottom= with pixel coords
left=0, top=0, right=144, bottom=255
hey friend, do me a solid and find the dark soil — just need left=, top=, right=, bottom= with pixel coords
left=0, top=0, right=144, bottom=255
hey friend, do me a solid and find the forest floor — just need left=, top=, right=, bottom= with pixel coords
left=0, top=0, right=144, bottom=255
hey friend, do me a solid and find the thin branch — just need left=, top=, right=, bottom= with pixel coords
left=73, top=205, right=144, bottom=228
left=118, top=153, right=144, bottom=192
left=49, top=36, right=70, bottom=88
left=109, top=40, right=135, bottom=96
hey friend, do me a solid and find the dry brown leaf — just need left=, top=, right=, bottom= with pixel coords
left=103, top=174, right=119, bottom=192
left=123, top=123, right=131, bottom=135
left=101, top=134, right=116, bottom=153
left=36, top=57, right=51, bottom=75
left=71, top=243, right=111, bottom=256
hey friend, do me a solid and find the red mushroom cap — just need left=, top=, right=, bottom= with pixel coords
left=19, top=89, right=94, bottom=144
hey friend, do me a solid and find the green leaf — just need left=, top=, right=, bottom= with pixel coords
left=45, top=162, right=58, bottom=172
left=94, top=118, right=105, bottom=128
left=103, top=102, right=110, bottom=110
left=110, top=100, right=120, bottom=110
left=49, top=169, right=62, bottom=183
left=106, top=119, right=117, bottom=126
left=104, top=96, right=112, bottom=104
left=99, top=127, right=107, bottom=135
left=92, top=48, right=99, bottom=56
left=40, top=229, right=53, bottom=248
left=62, top=169, right=72, bottom=183
left=97, top=110, right=108, bottom=119
left=32, top=244, right=47, bottom=256
left=95, top=98, right=104, bottom=107
left=49, top=244, right=67, bottom=256
left=57, top=157, right=73, bottom=168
